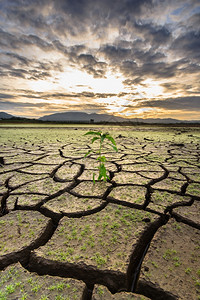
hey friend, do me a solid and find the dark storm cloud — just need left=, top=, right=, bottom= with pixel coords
left=171, top=30, right=200, bottom=60
left=0, top=28, right=19, bottom=49
left=100, top=39, right=166, bottom=65
left=138, top=97, right=200, bottom=111
left=186, top=13, right=200, bottom=30
left=0, top=27, right=107, bottom=78
left=73, top=53, right=108, bottom=78
left=1, top=0, right=199, bottom=83
left=100, top=45, right=132, bottom=63
left=0, top=93, right=16, bottom=99
left=100, top=43, right=174, bottom=80
left=0, top=0, right=200, bottom=119
left=22, top=91, right=117, bottom=100
left=53, top=0, right=153, bottom=28
left=0, top=50, right=64, bottom=80
left=133, top=22, right=171, bottom=46
left=3, top=0, right=50, bottom=31
left=0, top=60, right=51, bottom=80
left=160, top=82, right=197, bottom=93
left=1, top=0, right=155, bottom=39
left=120, top=59, right=179, bottom=80
left=0, top=0, right=198, bottom=46
left=0, top=28, right=53, bottom=51
left=0, top=89, right=118, bottom=102
left=123, top=77, right=144, bottom=85
left=0, top=100, right=46, bottom=109
left=3, top=52, right=30, bottom=65
left=132, top=49, right=166, bottom=64
left=0, top=100, right=107, bottom=114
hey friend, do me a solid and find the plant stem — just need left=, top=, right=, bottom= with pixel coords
left=99, top=137, right=102, bottom=171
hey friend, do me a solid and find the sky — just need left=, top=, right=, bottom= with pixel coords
left=0, top=0, right=200, bottom=120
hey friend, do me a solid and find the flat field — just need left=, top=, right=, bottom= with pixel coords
left=0, top=124, right=200, bottom=300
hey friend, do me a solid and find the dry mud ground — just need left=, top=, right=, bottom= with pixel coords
left=0, top=125, right=200, bottom=300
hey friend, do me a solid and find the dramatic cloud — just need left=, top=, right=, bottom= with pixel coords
left=136, top=96, right=200, bottom=111
left=0, top=0, right=199, bottom=119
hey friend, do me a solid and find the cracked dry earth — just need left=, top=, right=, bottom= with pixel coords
left=0, top=126, right=200, bottom=300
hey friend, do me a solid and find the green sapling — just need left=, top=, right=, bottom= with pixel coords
left=84, top=131, right=118, bottom=183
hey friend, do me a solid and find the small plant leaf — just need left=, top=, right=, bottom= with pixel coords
left=108, top=143, right=118, bottom=152
left=84, top=149, right=93, bottom=157
left=84, top=130, right=116, bottom=183
left=101, top=133, right=107, bottom=143
left=84, top=131, right=101, bottom=136
left=97, top=155, right=106, bottom=162
left=98, top=163, right=108, bottom=181
left=93, top=173, right=96, bottom=184
left=105, top=134, right=116, bottom=146
left=91, top=136, right=100, bottom=143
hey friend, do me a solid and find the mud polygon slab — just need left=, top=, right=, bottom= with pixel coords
left=77, top=158, right=99, bottom=169
left=0, top=173, right=8, bottom=193
left=20, top=164, right=55, bottom=174
left=4, top=153, right=44, bottom=164
left=186, top=183, right=200, bottom=197
left=77, top=169, right=100, bottom=180
left=146, top=154, right=168, bottom=163
left=181, top=168, right=200, bottom=180
left=72, top=181, right=111, bottom=197
left=162, top=165, right=180, bottom=172
left=148, top=191, right=191, bottom=213
left=35, top=204, right=158, bottom=273
left=92, top=285, right=150, bottom=299
left=0, top=163, right=32, bottom=173
left=0, top=173, right=12, bottom=185
left=62, top=149, right=84, bottom=158
left=0, top=211, right=52, bottom=262
left=172, top=201, right=200, bottom=226
left=168, top=172, right=186, bottom=180
left=7, top=194, right=47, bottom=208
left=114, top=172, right=149, bottom=185
left=8, top=173, right=48, bottom=188
left=140, top=219, right=200, bottom=300
left=122, top=163, right=162, bottom=172
left=43, top=193, right=104, bottom=214
left=109, top=186, right=146, bottom=205
left=28, top=150, right=46, bottom=155
left=137, top=171, right=164, bottom=179
left=10, top=178, right=66, bottom=195
left=55, top=163, right=81, bottom=180
left=37, top=154, right=66, bottom=164
left=168, top=161, right=192, bottom=168
left=0, top=263, right=85, bottom=299
left=152, top=178, right=186, bottom=192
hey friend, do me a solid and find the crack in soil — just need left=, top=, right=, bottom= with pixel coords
left=0, top=126, right=200, bottom=299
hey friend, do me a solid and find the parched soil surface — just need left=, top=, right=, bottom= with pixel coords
left=0, top=125, right=200, bottom=300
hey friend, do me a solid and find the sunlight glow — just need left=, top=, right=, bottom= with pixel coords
left=28, top=68, right=125, bottom=96
left=138, top=79, right=164, bottom=98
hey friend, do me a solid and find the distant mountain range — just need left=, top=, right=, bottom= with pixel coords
left=1, top=111, right=200, bottom=124
left=0, top=112, right=14, bottom=119
left=39, top=112, right=186, bottom=124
